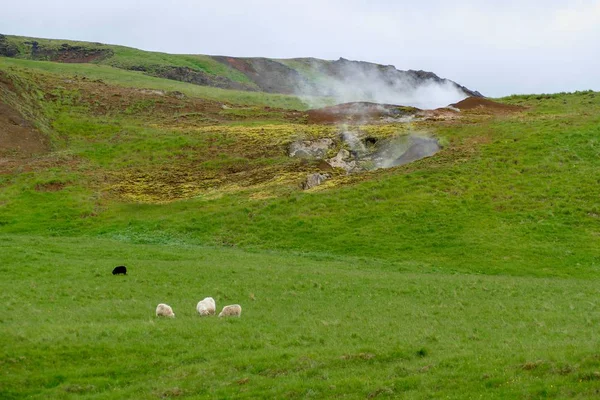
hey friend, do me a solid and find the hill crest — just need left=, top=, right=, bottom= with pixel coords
left=0, top=34, right=481, bottom=108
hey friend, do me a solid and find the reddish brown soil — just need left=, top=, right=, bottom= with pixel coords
left=0, top=101, right=50, bottom=156
left=307, top=102, right=419, bottom=124
left=224, top=58, right=256, bottom=74
left=0, top=71, right=16, bottom=92
left=54, top=51, right=107, bottom=63
left=450, top=97, right=523, bottom=112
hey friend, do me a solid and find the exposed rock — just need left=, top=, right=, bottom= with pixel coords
left=0, top=35, right=18, bottom=57
left=152, top=66, right=256, bottom=92
left=138, top=89, right=165, bottom=96
left=393, top=137, right=440, bottom=166
left=289, top=138, right=334, bottom=159
left=288, top=130, right=441, bottom=174
left=22, top=41, right=113, bottom=63
left=371, top=136, right=441, bottom=168
left=169, top=91, right=185, bottom=99
left=302, top=173, right=330, bottom=190
left=327, top=149, right=359, bottom=173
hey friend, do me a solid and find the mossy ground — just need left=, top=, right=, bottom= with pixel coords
left=1, top=55, right=599, bottom=398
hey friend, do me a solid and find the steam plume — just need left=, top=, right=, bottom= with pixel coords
left=293, top=58, right=473, bottom=109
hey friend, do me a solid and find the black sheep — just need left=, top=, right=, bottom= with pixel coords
left=112, top=265, right=127, bottom=275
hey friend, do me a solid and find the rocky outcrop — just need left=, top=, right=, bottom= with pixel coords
left=151, top=66, right=256, bottom=91
left=327, top=149, right=359, bottom=173
left=371, top=136, right=441, bottom=168
left=288, top=132, right=441, bottom=174
left=24, top=41, right=113, bottom=63
left=0, top=35, right=18, bottom=57
left=302, top=173, right=330, bottom=190
left=289, top=138, right=334, bottom=159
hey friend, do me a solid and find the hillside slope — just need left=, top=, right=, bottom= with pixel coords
left=0, top=55, right=597, bottom=276
left=0, top=34, right=481, bottom=107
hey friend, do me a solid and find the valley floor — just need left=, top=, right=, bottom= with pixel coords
left=2, top=235, right=600, bottom=399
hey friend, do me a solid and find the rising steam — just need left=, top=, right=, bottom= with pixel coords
left=293, top=58, right=471, bottom=109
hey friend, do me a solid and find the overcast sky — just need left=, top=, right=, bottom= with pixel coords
left=3, top=0, right=600, bottom=97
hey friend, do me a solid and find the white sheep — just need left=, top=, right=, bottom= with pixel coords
left=155, top=303, right=175, bottom=318
left=196, top=297, right=216, bottom=316
left=218, top=304, right=242, bottom=318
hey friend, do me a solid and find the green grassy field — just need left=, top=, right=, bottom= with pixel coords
left=3, top=235, right=600, bottom=399
left=1, top=54, right=600, bottom=398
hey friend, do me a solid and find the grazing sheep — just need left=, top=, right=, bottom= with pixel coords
left=218, top=304, right=242, bottom=318
left=155, top=303, right=175, bottom=318
left=196, top=297, right=216, bottom=316
left=112, top=265, right=127, bottom=275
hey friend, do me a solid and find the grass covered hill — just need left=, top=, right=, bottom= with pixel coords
left=0, top=34, right=481, bottom=99
left=1, top=41, right=600, bottom=399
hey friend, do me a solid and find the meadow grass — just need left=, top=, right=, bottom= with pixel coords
left=2, top=235, right=600, bottom=399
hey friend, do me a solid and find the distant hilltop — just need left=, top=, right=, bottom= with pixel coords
left=0, top=34, right=482, bottom=107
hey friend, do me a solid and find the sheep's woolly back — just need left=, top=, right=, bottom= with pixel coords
left=196, top=297, right=216, bottom=316
left=218, top=304, right=242, bottom=318
left=156, top=303, right=175, bottom=318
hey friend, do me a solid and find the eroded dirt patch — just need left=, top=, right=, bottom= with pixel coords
left=450, top=97, right=524, bottom=113
left=0, top=101, right=50, bottom=156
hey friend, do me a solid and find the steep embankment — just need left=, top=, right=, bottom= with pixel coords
left=0, top=34, right=481, bottom=105
left=0, top=69, right=52, bottom=157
